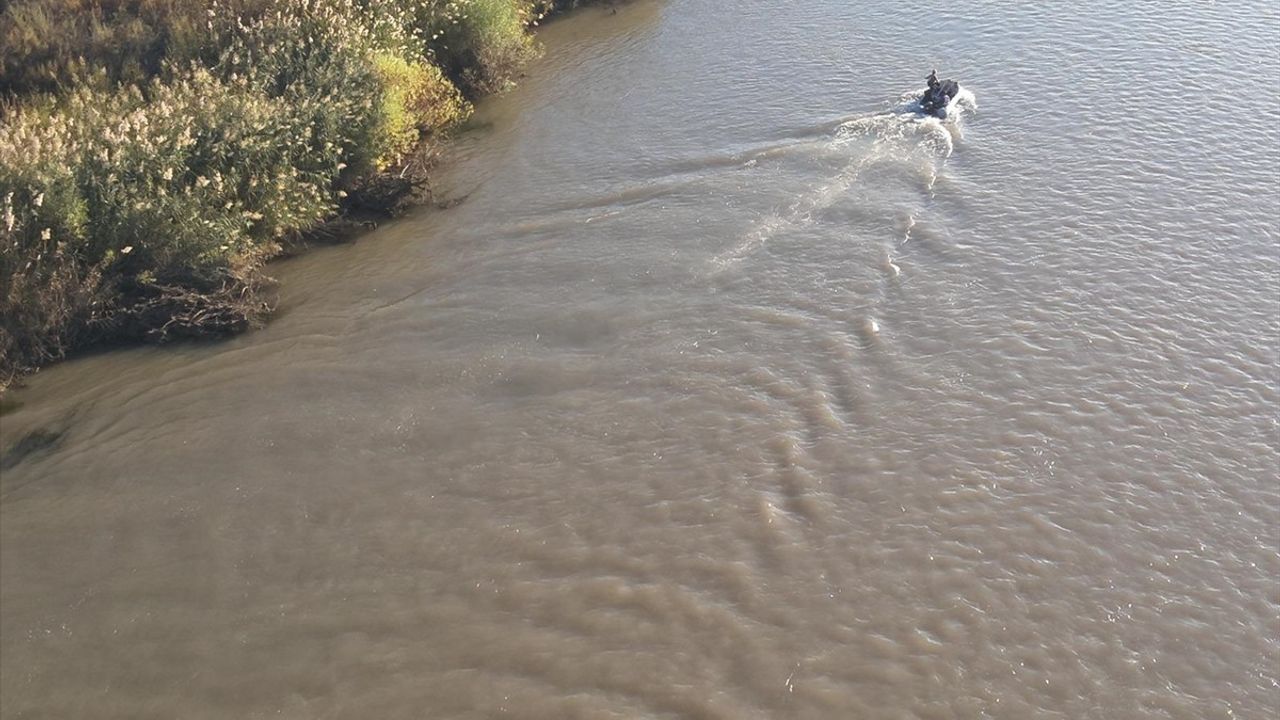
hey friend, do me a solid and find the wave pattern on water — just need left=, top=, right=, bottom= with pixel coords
left=709, top=88, right=976, bottom=274
left=2, top=1, right=1278, bottom=718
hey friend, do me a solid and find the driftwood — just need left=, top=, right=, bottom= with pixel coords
left=111, top=272, right=275, bottom=343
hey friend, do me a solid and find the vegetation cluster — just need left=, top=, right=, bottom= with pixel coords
left=0, top=0, right=595, bottom=387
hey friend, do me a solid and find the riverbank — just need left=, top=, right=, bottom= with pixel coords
left=0, top=0, right=608, bottom=393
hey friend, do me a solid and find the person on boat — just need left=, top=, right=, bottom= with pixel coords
left=922, top=70, right=960, bottom=114
left=923, top=69, right=943, bottom=111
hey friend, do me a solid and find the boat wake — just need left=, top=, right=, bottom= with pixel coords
left=707, top=87, right=977, bottom=273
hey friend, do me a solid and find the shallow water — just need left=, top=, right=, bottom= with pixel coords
left=2, top=2, right=1278, bottom=718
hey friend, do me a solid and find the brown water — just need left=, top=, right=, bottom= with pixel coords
left=3, top=2, right=1278, bottom=718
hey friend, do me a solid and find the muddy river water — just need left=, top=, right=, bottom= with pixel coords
left=2, top=1, right=1278, bottom=717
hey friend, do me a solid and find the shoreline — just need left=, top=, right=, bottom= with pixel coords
left=0, top=0, right=618, bottom=396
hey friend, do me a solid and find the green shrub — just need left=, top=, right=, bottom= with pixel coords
left=464, top=0, right=539, bottom=92
left=416, top=0, right=539, bottom=95
left=372, top=53, right=471, bottom=169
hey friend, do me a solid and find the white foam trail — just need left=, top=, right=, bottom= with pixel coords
left=706, top=88, right=977, bottom=274
left=709, top=147, right=881, bottom=271
left=955, top=87, right=979, bottom=112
